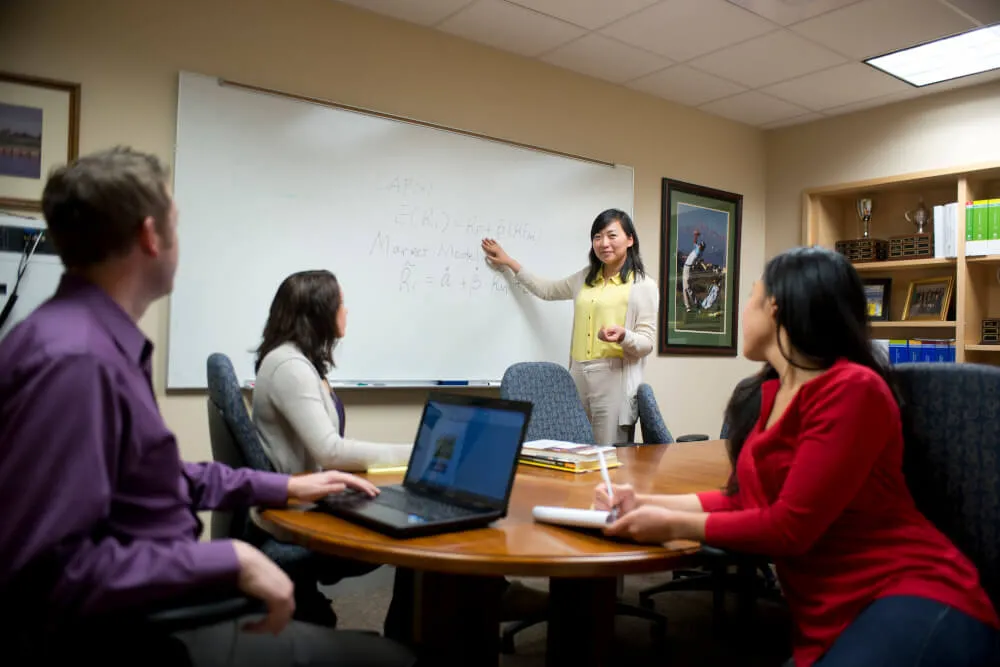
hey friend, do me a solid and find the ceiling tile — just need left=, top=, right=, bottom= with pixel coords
left=761, top=111, right=826, bottom=129
left=699, top=90, right=811, bottom=126
left=790, top=0, right=978, bottom=60
left=688, top=29, right=847, bottom=88
left=725, top=0, right=865, bottom=26
left=541, top=34, right=673, bottom=84
left=505, top=0, right=661, bottom=30
left=437, top=0, right=586, bottom=57
left=334, top=0, right=474, bottom=26
left=761, top=61, right=912, bottom=111
left=600, top=0, right=779, bottom=62
left=821, top=67, right=1000, bottom=117
left=627, top=65, right=748, bottom=106
left=820, top=89, right=924, bottom=116
left=945, top=0, right=1000, bottom=25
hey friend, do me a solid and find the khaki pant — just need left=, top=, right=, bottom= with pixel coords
left=570, top=357, right=633, bottom=445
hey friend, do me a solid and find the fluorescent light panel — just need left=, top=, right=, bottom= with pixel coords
left=865, top=23, right=1000, bottom=87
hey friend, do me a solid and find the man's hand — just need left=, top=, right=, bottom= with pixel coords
left=232, top=541, right=295, bottom=635
left=287, top=470, right=379, bottom=503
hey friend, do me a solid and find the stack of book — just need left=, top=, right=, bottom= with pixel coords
left=874, top=338, right=957, bottom=363
left=518, top=439, right=620, bottom=474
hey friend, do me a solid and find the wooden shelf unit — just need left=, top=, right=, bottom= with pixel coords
left=804, top=163, right=1000, bottom=364
left=870, top=321, right=956, bottom=329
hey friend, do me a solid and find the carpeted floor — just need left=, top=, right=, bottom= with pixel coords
left=323, top=566, right=793, bottom=666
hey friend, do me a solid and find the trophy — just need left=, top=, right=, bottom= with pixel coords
left=856, top=198, right=873, bottom=238
left=905, top=199, right=931, bottom=234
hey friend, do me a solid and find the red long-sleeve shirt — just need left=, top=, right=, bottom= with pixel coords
left=697, top=360, right=998, bottom=666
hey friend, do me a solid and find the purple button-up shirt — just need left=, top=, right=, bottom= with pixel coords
left=0, top=274, right=289, bottom=626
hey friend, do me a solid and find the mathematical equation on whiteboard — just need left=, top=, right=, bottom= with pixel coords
left=368, top=176, right=540, bottom=297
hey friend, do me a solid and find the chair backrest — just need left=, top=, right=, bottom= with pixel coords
left=205, top=353, right=275, bottom=540
left=895, top=363, right=1000, bottom=609
left=500, top=361, right=594, bottom=443
left=636, top=383, right=674, bottom=444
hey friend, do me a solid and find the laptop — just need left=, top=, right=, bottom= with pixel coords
left=317, top=393, right=533, bottom=538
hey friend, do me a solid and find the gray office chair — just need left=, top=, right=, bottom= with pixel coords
left=206, top=352, right=373, bottom=626
left=896, top=363, right=1000, bottom=609
left=502, top=361, right=595, bottom=443
left=635, top=383, right=710, bottom=444
left=498, top=361, right=669, bottom=653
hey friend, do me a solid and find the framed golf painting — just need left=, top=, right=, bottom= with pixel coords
left=659, top=177, right=742, bottom=356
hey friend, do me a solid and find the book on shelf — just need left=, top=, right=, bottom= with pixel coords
left=932, top=202, right=959, bottom=258
left=518, top=439, right=620, bottom=474
left=874, top=338, right=956, bottom=364
left=965, top=199, right=1000, bottom=256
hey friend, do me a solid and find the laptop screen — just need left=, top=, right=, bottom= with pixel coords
left=404, top=397, right=529, bottom=508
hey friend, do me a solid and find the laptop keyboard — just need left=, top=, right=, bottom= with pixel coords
left=325, top=485, right=476, bottom=520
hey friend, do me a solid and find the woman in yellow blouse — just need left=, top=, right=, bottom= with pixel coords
left=482, top=208, right=658, bottom=444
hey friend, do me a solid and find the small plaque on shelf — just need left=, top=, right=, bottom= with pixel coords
left=888, top=233, right=933, bottom=259
left=982, top=318, right=1000, bottom=344
left=835, top=237, right=889, bottom=263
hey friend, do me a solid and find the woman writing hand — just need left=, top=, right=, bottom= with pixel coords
left=481, top=209, right=658, bottom=445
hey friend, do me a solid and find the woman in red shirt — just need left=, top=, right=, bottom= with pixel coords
left=597, top=246, right=1000, bottom=666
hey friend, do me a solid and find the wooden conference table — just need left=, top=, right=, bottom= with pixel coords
left=254, top=441, right=731, bottom=666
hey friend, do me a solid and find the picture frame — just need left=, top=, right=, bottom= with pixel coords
left=0, top=71, right=80, bottom=211
left=901, top=276, right=954, bottom=322
left=862, top=278, right=892, bottom=322
left=659, top=177, right=743, bottom=356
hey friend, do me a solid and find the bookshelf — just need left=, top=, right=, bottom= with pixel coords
left=804, top=162, right=1000, bottom=364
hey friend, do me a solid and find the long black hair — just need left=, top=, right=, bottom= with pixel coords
left=721, top=246, right=898, bottom=494
left=584, top=208, right=645, bottom=286
left=722, top=364, right=777, bottom=494
left=255, top=270, right=342, bottom=376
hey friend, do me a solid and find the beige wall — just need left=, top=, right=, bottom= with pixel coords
left=766, top=80, right=1000, bottom=258
left=1, top=0, right=767, bottom=460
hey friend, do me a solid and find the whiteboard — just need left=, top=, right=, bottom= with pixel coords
left=167, top=72, right=634, bottom=389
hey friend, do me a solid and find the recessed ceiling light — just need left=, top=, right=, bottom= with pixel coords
left=864, top=23, right=1000, bottom=87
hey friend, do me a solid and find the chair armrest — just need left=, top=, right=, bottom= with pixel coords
left=144, top=595, right=266, bottom=634
left=676, top=433, right=710, bottom=442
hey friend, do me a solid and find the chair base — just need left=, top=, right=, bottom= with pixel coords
left=499, top=602, right=668, bottom=655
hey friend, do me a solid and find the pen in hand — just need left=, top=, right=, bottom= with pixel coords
left=597, top=450, right=618, bottom=522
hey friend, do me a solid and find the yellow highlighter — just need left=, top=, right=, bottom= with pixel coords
left=366, top=465, right=408, bottom=474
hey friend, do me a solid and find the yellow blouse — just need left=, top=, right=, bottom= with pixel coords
left=570, top=272, right=633, bottom=362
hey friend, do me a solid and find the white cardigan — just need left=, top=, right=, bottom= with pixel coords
left=252, top=342, right=412, bottom=473
left=512, top=267, right=659, bottom=426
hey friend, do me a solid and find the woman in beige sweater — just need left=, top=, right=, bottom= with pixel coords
left=482, top=208, right=658, bottom=444
left=252, top=270, right=412, bottom=473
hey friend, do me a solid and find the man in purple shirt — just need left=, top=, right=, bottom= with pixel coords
left=0, top=147, right=414, bottom=667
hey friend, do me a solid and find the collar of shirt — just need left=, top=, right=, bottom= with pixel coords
left=56, top=274, right=154, bottom=378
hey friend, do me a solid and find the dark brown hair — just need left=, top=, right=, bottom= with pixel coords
left=41, top=146, right=172, bottom=269
left=255, top=270, right=343, bottom=376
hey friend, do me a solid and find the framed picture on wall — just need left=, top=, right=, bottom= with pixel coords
left=862, top=278, right=892, bottom=322
left=659, top=178, right=743, bottom=356
left=0, top=71, right=80, bottom=211
left=902, top=276, right=954, bottom=322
